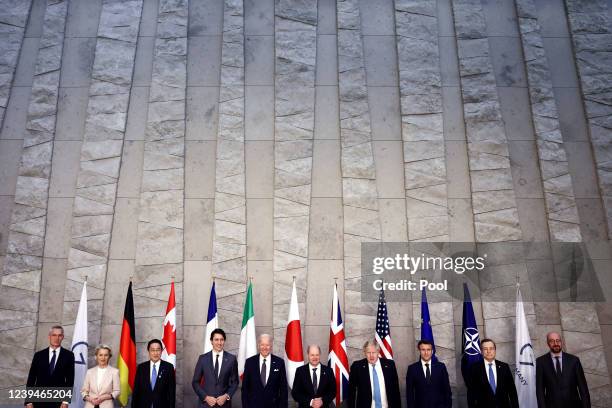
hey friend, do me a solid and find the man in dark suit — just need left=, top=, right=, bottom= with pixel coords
left=241, top=333, right=288, bottom=407
left=405, top=339, right=452, bottom=408
left=192, top=328, right=239, bottom=407
left=132, top=339, right=176, bottom=408
left=25, top=325, right=75, bottom=408
left=348, top=339, right=401, bottom=408
left=536, top=331, right=590, bottom=408
left=291, top=344, right=336, bottom=408
left=467, top=338, right=518, bottom=408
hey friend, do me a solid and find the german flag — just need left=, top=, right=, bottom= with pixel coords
left=117, top=282, right=136, bottom=406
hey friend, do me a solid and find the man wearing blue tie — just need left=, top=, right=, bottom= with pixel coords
left=405, top=340, right=452, bottom=408
left=347, top=340, right=401, bottom=408
left=132, top=339, right=176, bottom=408
left=467, top=338, right=518, bottom=408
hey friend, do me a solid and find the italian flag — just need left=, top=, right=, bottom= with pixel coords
left=238, top=282, right=256, bottom=379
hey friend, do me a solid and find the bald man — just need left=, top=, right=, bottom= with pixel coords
left=241, top=334, right=288, bottom=408
left=535, top=332, right=590, bottom=408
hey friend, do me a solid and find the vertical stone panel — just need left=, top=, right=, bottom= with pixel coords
left=272, top=0, right=317, bottom=353
left=564, top=0, right=612, bottom=241
left=211, top=0, right=246, bottom=353
left=0, top=1, right=67, bottom=394
left=336, top=0, right=381, bottom=362
left=0, top=0, right=33, bottom=127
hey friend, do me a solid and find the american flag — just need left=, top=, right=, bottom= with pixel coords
left=328, top=283, right=349, bottom=406
left=375, top=288, right=393, bottom=359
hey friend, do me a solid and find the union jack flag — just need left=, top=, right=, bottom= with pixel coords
left=328, top=283, right=349, bottom=406
left=375, top=288, right=393, bottom=359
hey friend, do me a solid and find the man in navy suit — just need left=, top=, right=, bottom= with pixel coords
left=132, top=339, right=176, bottom=408
left=405, top=339, right=452, bottom=408
left=467, top=338, right=518, bottom=408
left=241, top=333, right=288, bottom=407
left=291, top=344, right=336, bottom=408
left=192, top=328, right=239, bottom=407
left=25, top=325, right=75, bottom=408
left=348, top=340, right=401, bottom=408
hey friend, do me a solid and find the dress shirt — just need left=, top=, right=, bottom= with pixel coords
left=259, top=354, right=271, bottom=384
left=309, top=363, right=322, bottom=407
left=49, top=346, right=60, bottom=363
left=149, top=360, right=160, bottom=382
left=368, top=359, right=388, bottom=408
left=484, top=360, right=497, bottom=385
left=421, top=359, right=432, bottom=378
left=550, top=351, right=562, bottom=373
left=97, top=366, right=108, bottom=390
left=213, top=350, right=224, bottom=374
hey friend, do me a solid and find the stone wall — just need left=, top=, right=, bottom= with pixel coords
left=1, top=0, right=611, bottom=406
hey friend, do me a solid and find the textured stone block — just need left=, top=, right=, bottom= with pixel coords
left=185, top=199, right=214, bottom=261
left=185, top=141, right=216, bottom=199
left=362, top=36, right=399, bottom=86
left=314, top=86, right=340, bottom=139
left=246, top=36, right=274, bottom=86
left=186, top=86, right=219, bottom=141
left=1, top=86, right=30, bottom=140
left=49, top=141, right=81, bottom=198
left=188, top=36, right=221, bottom=86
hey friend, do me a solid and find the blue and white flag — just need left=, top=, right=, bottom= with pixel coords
left=420, top=289, right=437, bottom=362
left=461, top=283, right=482, bottom=383
left=70, top=281, right=88, bottom=408
left=204, top=281, right=218, bottom=353
left=515, top=286, right=537, bottom=407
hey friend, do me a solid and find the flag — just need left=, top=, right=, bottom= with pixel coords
left=328, top=283, right=349, bottom=406
left=515, top=286, right=537, bottom=407
left=204, top=281, right=218, bottom=353
left=69, top=281, right=88, bottom=408
left=420, top=288, right=437, bottom=362
left=461, top=283, right=482, bottom=383
left=284, top=280, right=304, bottom=388
left=375, top=288, right=393, bottom=359
left=161, top=281, right=176, bottom=370
left=238, top=281, right=256, bottom=379
left=118, top=282, right=136, bottom=407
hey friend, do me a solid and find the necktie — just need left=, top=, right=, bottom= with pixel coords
left=49, top=350, right=56, bottom=375
left=261, top=358, right=267, bottom=387
left=372, top=364, right=382, bottom=408
left=312, top=368, right=318, bottom=395
left=214, top=354, right=220, bottom=380
left=488, top=363, right=496, bottom=394
left=425, top=363, right=431, bottom=382
left=151, top=363, right=157, bottom=390
left=555, top=356, right=561, bottom=377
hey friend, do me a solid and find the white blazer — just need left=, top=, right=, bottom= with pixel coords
left=81, top=365, right=120, bottom=408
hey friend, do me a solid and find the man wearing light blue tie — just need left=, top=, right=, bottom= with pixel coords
left=347, top=340, right=401, bottom=408
left=132, top=339, right=175, bottom=408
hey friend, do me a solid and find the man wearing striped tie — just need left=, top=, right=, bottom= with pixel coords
left=347, top=340, right=401, bottom=408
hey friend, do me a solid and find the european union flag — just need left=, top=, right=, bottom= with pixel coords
left=420, top=289, right=437, bottom=362
left=461, top=283, right=482, bottom=383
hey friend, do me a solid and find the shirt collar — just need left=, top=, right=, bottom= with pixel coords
left=421, top=359, right=432, bottom=367
left=214, top=350, right=224, bottom=358
left=309, top=363, right=321, bottom=371
left=550, top=351, right=562, bottom=358
left=260, top=354, right=270, bottom=362
left=369, top=359, right=381, bottom=369
left=484, top=359, right=496, bottom=367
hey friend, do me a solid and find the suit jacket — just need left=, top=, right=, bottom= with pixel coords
left=191, top=351, right=239, bottom=407
left=26, top=347, right=75, bottom=407
left=291, top=364, right=336, bottom=408
left=348, top=358, right=401, bottom=408
left=467, top=360, right=518, bottom=408
left=405, top=360, right=452, bottom=408
left=132, top=360, right=175, bottom=408
left=536, top=352, right=590, bottom=408
left=80, top=365, right=120, bottom=408
left=241, top=354, right=288, bottom=408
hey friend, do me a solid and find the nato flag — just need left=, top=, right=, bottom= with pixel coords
left=461, top=283, right=482, bottom=383
left=420, top=288, right=438, bottom=362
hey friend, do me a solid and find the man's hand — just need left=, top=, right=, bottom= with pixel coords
left=204, top=395, right=217, bottom=407
left=25, top=404, right=33, bottom=408
left=216, top=394, right=229, bottom=406
left=60, top=403, right=69, bottom=408
left=311, top=397, right=323, bottom=408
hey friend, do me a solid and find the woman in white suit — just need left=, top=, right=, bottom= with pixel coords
left=81, top=344, right=120, bottom=408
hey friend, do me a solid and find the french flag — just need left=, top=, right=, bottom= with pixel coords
left=204, top=281, right=218, bottom=353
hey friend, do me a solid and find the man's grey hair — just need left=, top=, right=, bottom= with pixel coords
left=48, top=325, right=64, bottom=335
left=362, top=340, right=380, bottom=352
left=306, top=344, right=321, bottom=354
left=258, top=333, right=273, bottom=343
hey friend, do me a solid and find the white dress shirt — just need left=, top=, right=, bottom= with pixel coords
left=259, top=354, right=271, bottom=384
left=421, top=359, right=432, bottom=378
left=484, top=360, right=497, bottom=386
left=213, top=350, right=224, bottom=374
left=49, top=346, right=60, bottom=363
left=96, top=366, right=108, bottom=389
left=550, top=351, right=563, bottom=373
left=309, top=363, right=322, bottom=407
left=368, top=359, right=388, bottom=408
left=149, top=360, right=160, bottom=382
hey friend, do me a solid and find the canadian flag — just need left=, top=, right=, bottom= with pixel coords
left=162, top=281, right=176, bottom=369
left=284, top=280, right=304, bottom=388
